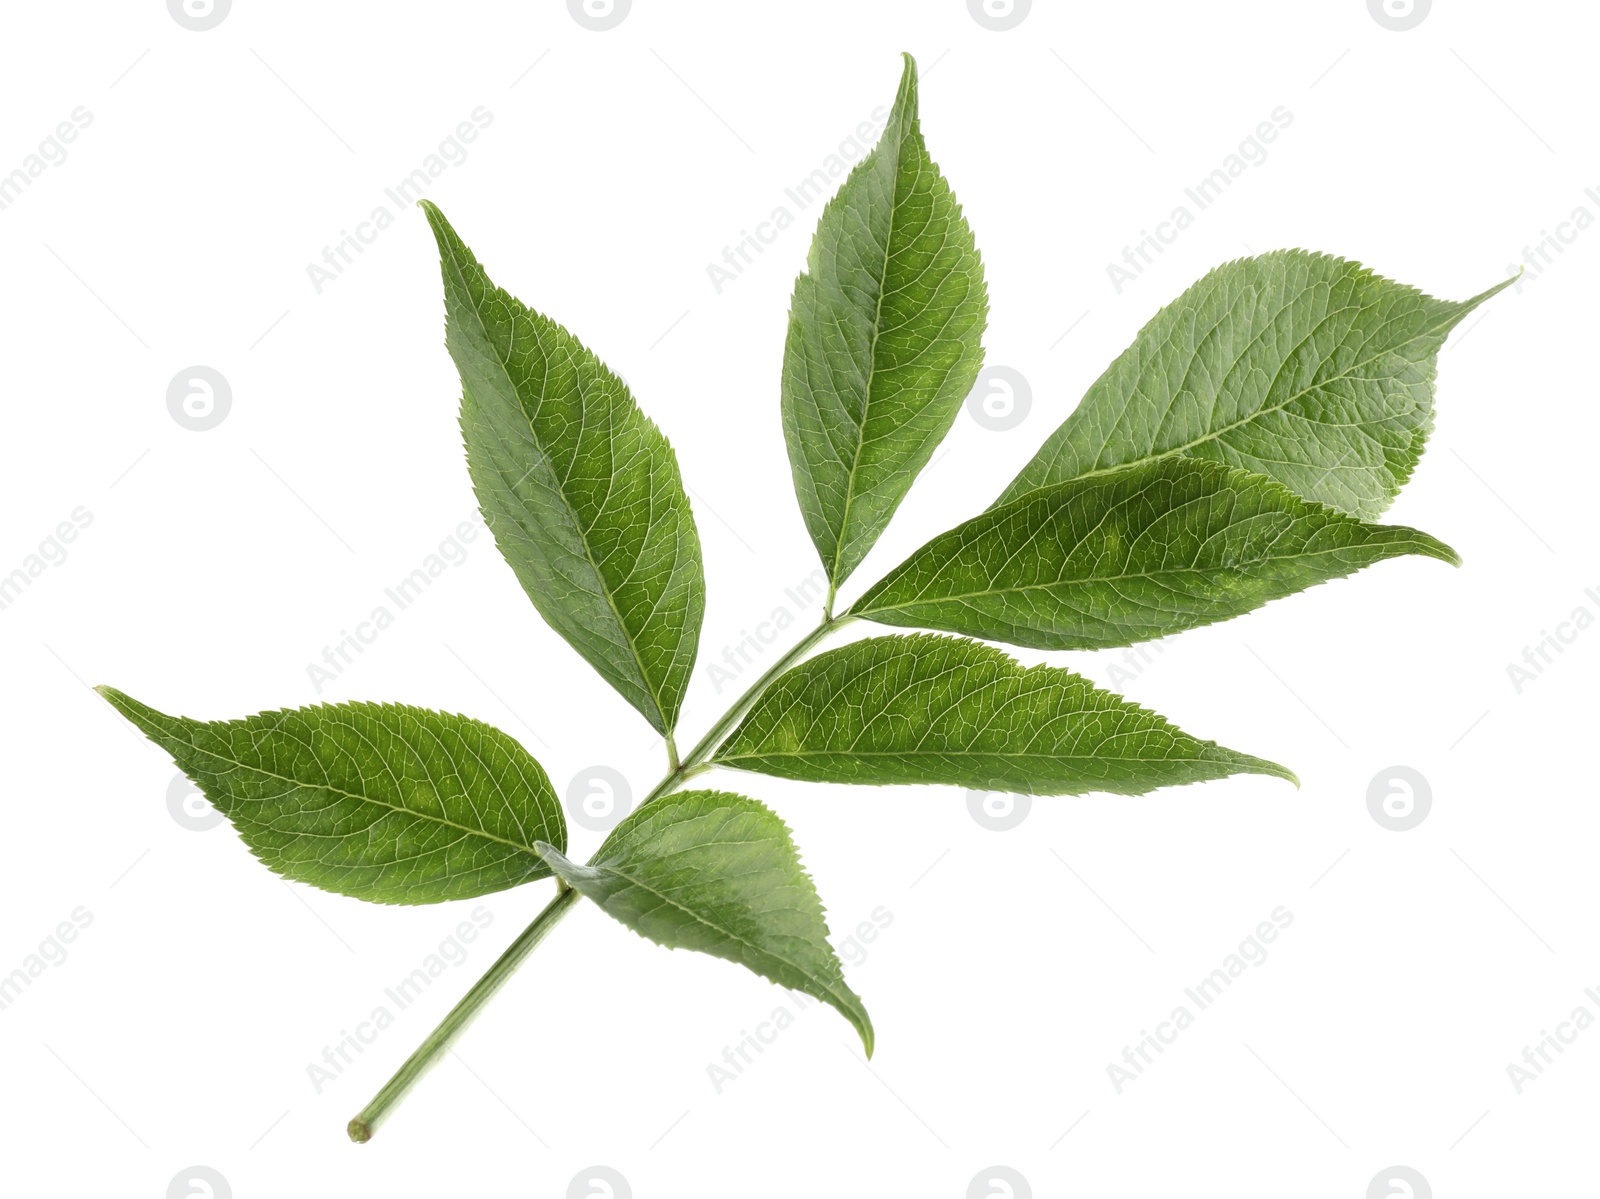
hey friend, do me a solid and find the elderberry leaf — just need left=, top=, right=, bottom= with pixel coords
left=423, top=201, right=704, bottom=735
left=97, top=688, right=565, bottom=905
left=536, top=790, right=872, bottom=1053
left=1002, top=252, right=1512, bottom=518
left=853, top=457, right=1459, bottom=650
left=715, top=634, right=1295, bottom=794
left=782, top=52, right=987, bottom=591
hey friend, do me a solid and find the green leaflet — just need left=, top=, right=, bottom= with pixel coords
left=782, top=53, right=988, bottom=592
left=714, top=634, right=1294, bottom=794
left=536, top=790, right=872, bottom=1053
left=423, top=201, right=704, bottom=735
left=1000, top=251, right=1512, bottom=519
left=96, top=689, right=565, bottom=905
left=853, top=457, right=1459, bottom=651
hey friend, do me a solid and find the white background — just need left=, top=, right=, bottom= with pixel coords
left=0, top=1, right=1592, bottom=1196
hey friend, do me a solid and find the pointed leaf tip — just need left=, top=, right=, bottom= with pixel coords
left=1249, top=756, right=1300, bottom=789
left=417, top=197, right=445, bottom=235
left=1466, top=271, right=1519, bottom=306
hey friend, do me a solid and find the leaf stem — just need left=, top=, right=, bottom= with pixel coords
left=347, top=883, right=580, bottom=1144
left=348, top=611, right=851, bottom=1141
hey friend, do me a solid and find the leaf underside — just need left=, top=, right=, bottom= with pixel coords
left=537, top=790, right=873, bottom=1053
left=424, top=201, right=705, bottom=735
left=853, top=456, right=1459, bottom=650
left=782, top=52, right=988, bottom=590
left=716, top=634, right=1295, bottom=794
left=1001, top=250, right=1512, bottom=518
left=98, top=688, right=565, bottom=905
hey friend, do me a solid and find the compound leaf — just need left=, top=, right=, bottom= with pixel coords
left=782, top=52, right=987, bottom=592
left=537, top=790, right=872, bottom=1053
left=854, top=457, right=1458, bottom=650
left=424, top=201, right=704, bottom=735
left=1001, top=251, right=1512, bottom=518
left=97, top=688, right=565, bottom=905
left=715, top=634, right=1294, bottom=794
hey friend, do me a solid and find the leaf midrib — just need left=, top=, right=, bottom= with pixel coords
left=857, top=530, right=1434, bottom=614
left=717, top=748, right=1236, bottom=765
left=159, top=722, right=550, bottom=861
left=826, top=113, right=909, bottom=587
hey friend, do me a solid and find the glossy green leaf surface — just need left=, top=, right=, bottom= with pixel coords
left=1001, top=252, right=1511, bottom=518
left=782, top=53, right=987, bottom=590
left=854, top=457, right=1458, bottom=650
left=424, top=201, right=704, bottom=734
left=715, top=635, right=1294, bottom=794
left=537, top=790, right=872, bottom=1053
left=98, top=688, right=565, bottom=904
